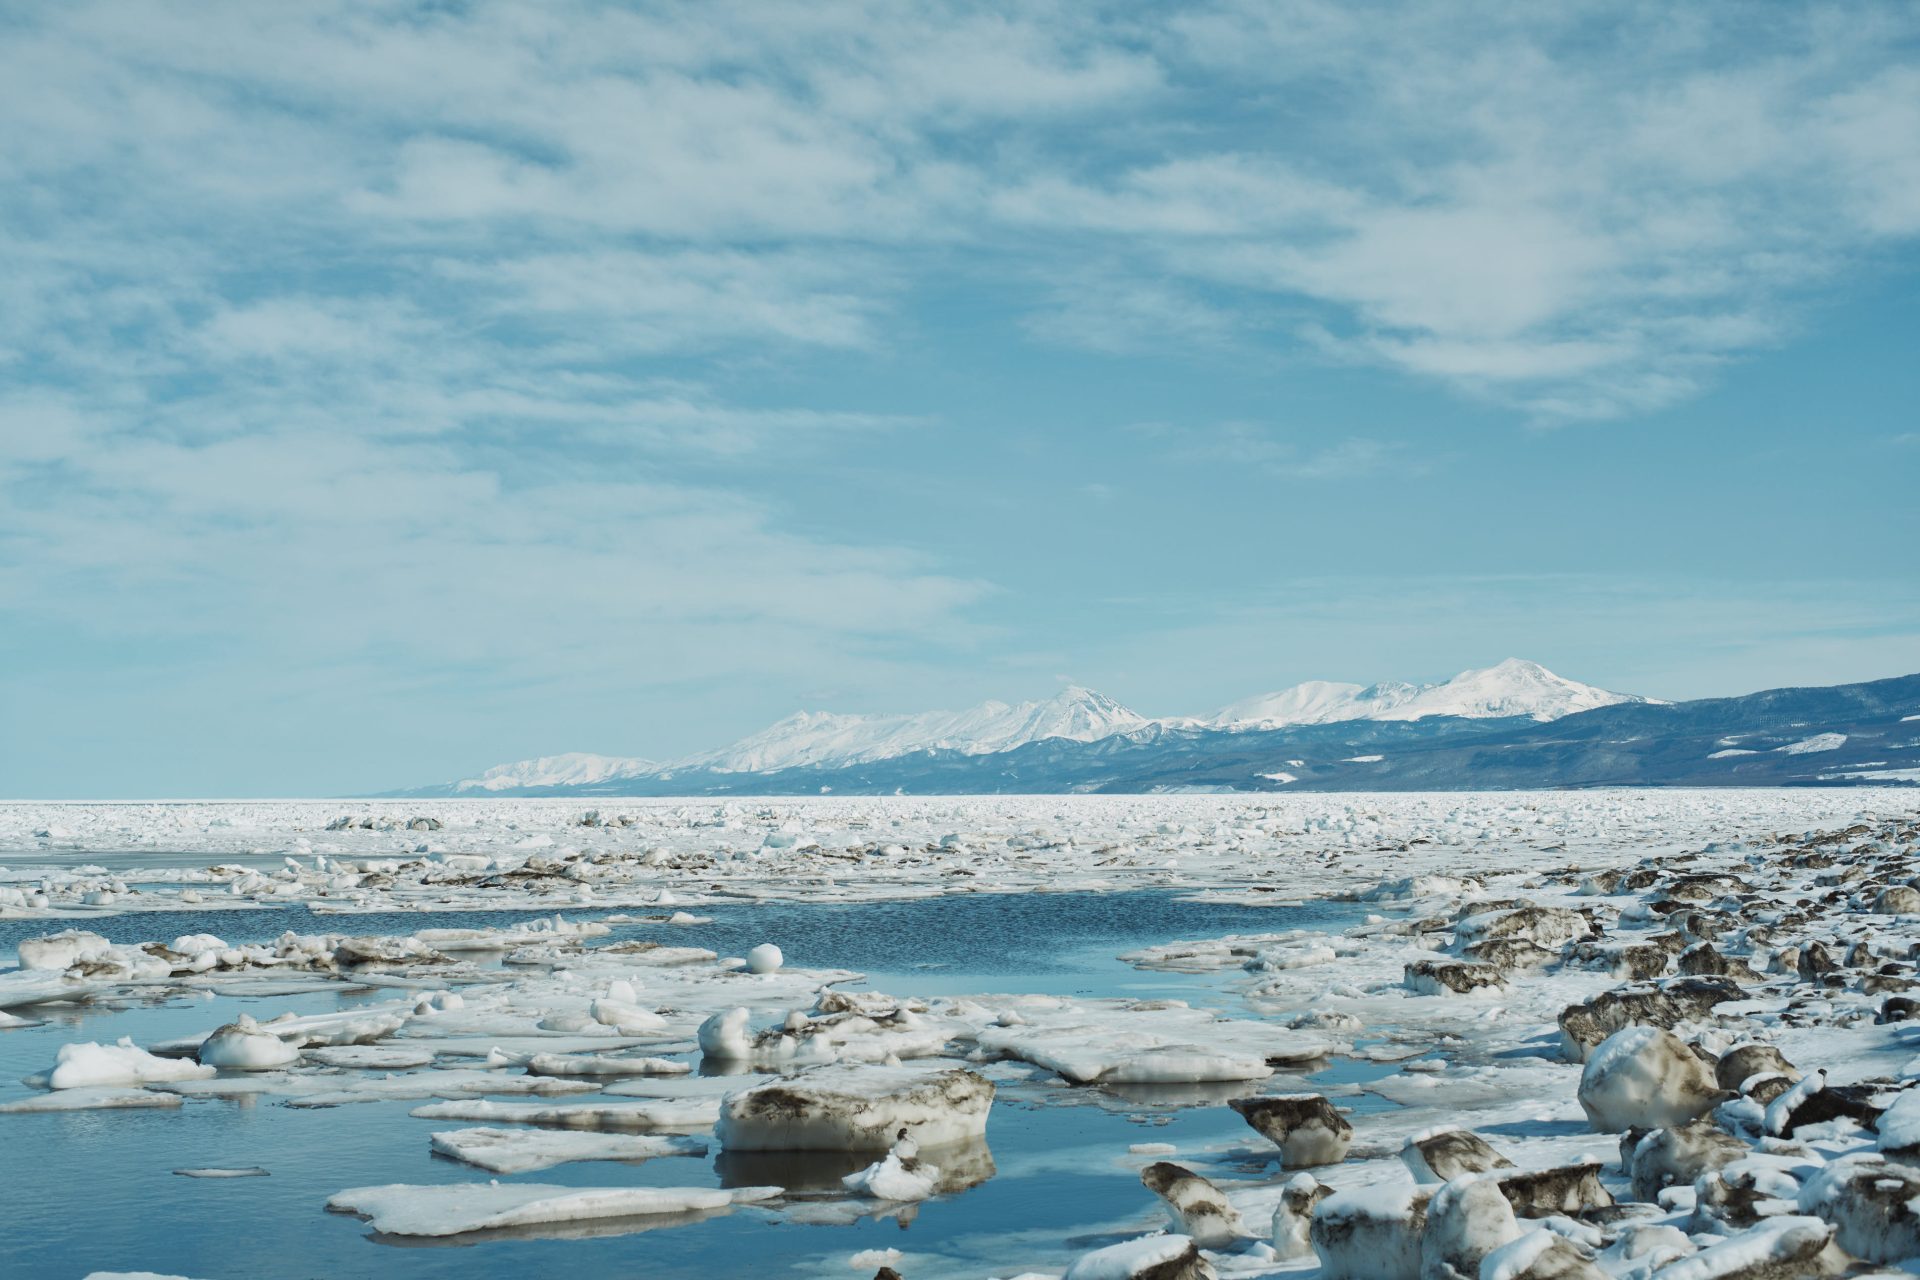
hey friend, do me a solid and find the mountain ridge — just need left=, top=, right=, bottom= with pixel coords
left=411, top=659, right=1665, bottom=795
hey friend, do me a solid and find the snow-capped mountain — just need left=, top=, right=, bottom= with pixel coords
left=425, top=660, right=1652, bottom=795
left=665, top=686, right=1149, bottom=775
left=1208, top=659, right=1651, bottom=729
left=455, top=752, right=658, bottom=793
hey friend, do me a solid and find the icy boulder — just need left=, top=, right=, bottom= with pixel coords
left=1270, top=1172, right=1328, bottom=1260
left=1061, top=1235, right=1214, bottom=1280
left=1139, top=1161, right=1253, bottom=1249
left=197, top=1016, right=300, bottom=1071
left=1404, top=958, right=1505, bottom=996
left=699, top=1007, right=755, bottom=1061
left=1877, top=1087, right=1920, bottom=1158
left=1310, top=1182, right=1431, bottom=1280
left=746, top=943, right=783, bottom=974
left=1477, top=1228, right=1605, bottom=1279
left=1576, top=1026, right=1723, bottom=1131
left=1651, top=1214, right=1843, bottom=1279
left=47, top=1038, right=216, bottom=1090
left=1714, top=1043, right=1798, bottom=1091
left=1491, top=1163, right=1614, bottom=1218
left=1626, top=1121, right=1748, bottom=1201
left=1557, top=979, right=1742, bottom=1062
left=1228, top=1094, right=1352, bottom=1166
left=1399, top=1126, right=1514, bottom=1184
left=714, top=1064, right=992, bottom=1152
left=1420, top=1173, right=1519, bottom=1280
left=1797, top=1155, right=1920, bottom=1264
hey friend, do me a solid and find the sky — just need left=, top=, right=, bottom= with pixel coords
left=2, top=1, right=1918, bottom=797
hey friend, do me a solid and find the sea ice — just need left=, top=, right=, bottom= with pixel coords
left=46, top=1038, right=215, bottom=1089
left=325, top=1181, right=779, bottom=1237
left=715, top=1064, right=993, bottom=1151
left=428, top=1127, right=707, bottom=1174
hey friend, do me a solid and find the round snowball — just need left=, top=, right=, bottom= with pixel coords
left=746, top=943, right=784, bottom=974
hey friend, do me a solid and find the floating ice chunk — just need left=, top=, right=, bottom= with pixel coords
left=325, top=1181, right=778, bottom=1238
left=715, top=1064, right=992, bottom=1152
left=1576, top=1026, right=1722, bottom=1131
left=0, top=1086, right=183, bottom=1112
left=1061, top=1234, right=1210, bottom=1280
left=589, top=999, right=669, bottom=1034
left=525, top=1052, right=688, bottom=1077
left=746, top=943, right=783, bottom=974
left=429, top=1127, right=707, bottom=1174
left=411, top=1096, right=719, bottom=1131
left=968, top=1003, right=1307, bottom=1085
left=841, top=1148, right=941, bottom=1202
left=197, top=1016, right=300, bottom=1070
left=17, top=929, right=114, bottom=970
left=173, top=1167, right=269, bottom=1178
left=47, top=1037, right=216, bottom=1089
left=1139, top=1161, right=1252, bottom=1249
left=304, top=1045, right=435, bottom=1070
left=699, top=1007, right=755, bottom=1062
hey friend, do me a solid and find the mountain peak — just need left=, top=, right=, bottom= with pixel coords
left=1210, top=659, right=1647, bottom=729
left=456, top=751, right=657, bottom=793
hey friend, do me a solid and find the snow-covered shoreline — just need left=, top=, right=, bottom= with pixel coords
left=4, top=791, right=1920, bottom=1278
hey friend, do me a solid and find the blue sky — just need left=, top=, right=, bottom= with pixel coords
left=2, top=1, right=1917, bottom=797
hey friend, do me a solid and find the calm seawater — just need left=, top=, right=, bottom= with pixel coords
left=0, top=891, right=1365, bottom=1280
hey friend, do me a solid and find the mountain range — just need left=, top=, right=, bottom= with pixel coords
left=385, top=659, right=1920, bottom=796
left=431, top=659, right=1637, bottom=793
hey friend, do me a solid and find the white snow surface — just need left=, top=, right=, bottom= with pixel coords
left=1210, top=658, right=1649, bottom=728
left=326, top=1181, right=778, bottom=1237
left=457, top=752, right=661, bottom=793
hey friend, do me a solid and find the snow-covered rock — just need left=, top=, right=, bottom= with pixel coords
left=1576, top=1026, right=1723, bottom=1131
left=1796, top=1155, right=1920, bottom=1264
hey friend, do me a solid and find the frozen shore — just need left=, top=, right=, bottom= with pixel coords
left=2, top=791, right=1918, bottom=1278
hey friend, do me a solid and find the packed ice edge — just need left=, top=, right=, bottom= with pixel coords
left=6, top=789, right=1920, bottom=1279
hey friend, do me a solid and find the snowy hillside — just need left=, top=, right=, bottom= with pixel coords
left=666, top=686, right=1149, bottom=774
left=456, top=752, right=659, bottom=793
left=1209, top=659, right=1650, bottom=729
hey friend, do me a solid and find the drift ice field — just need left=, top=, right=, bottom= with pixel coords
left=4, top=791, right=1920, bottom=1279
